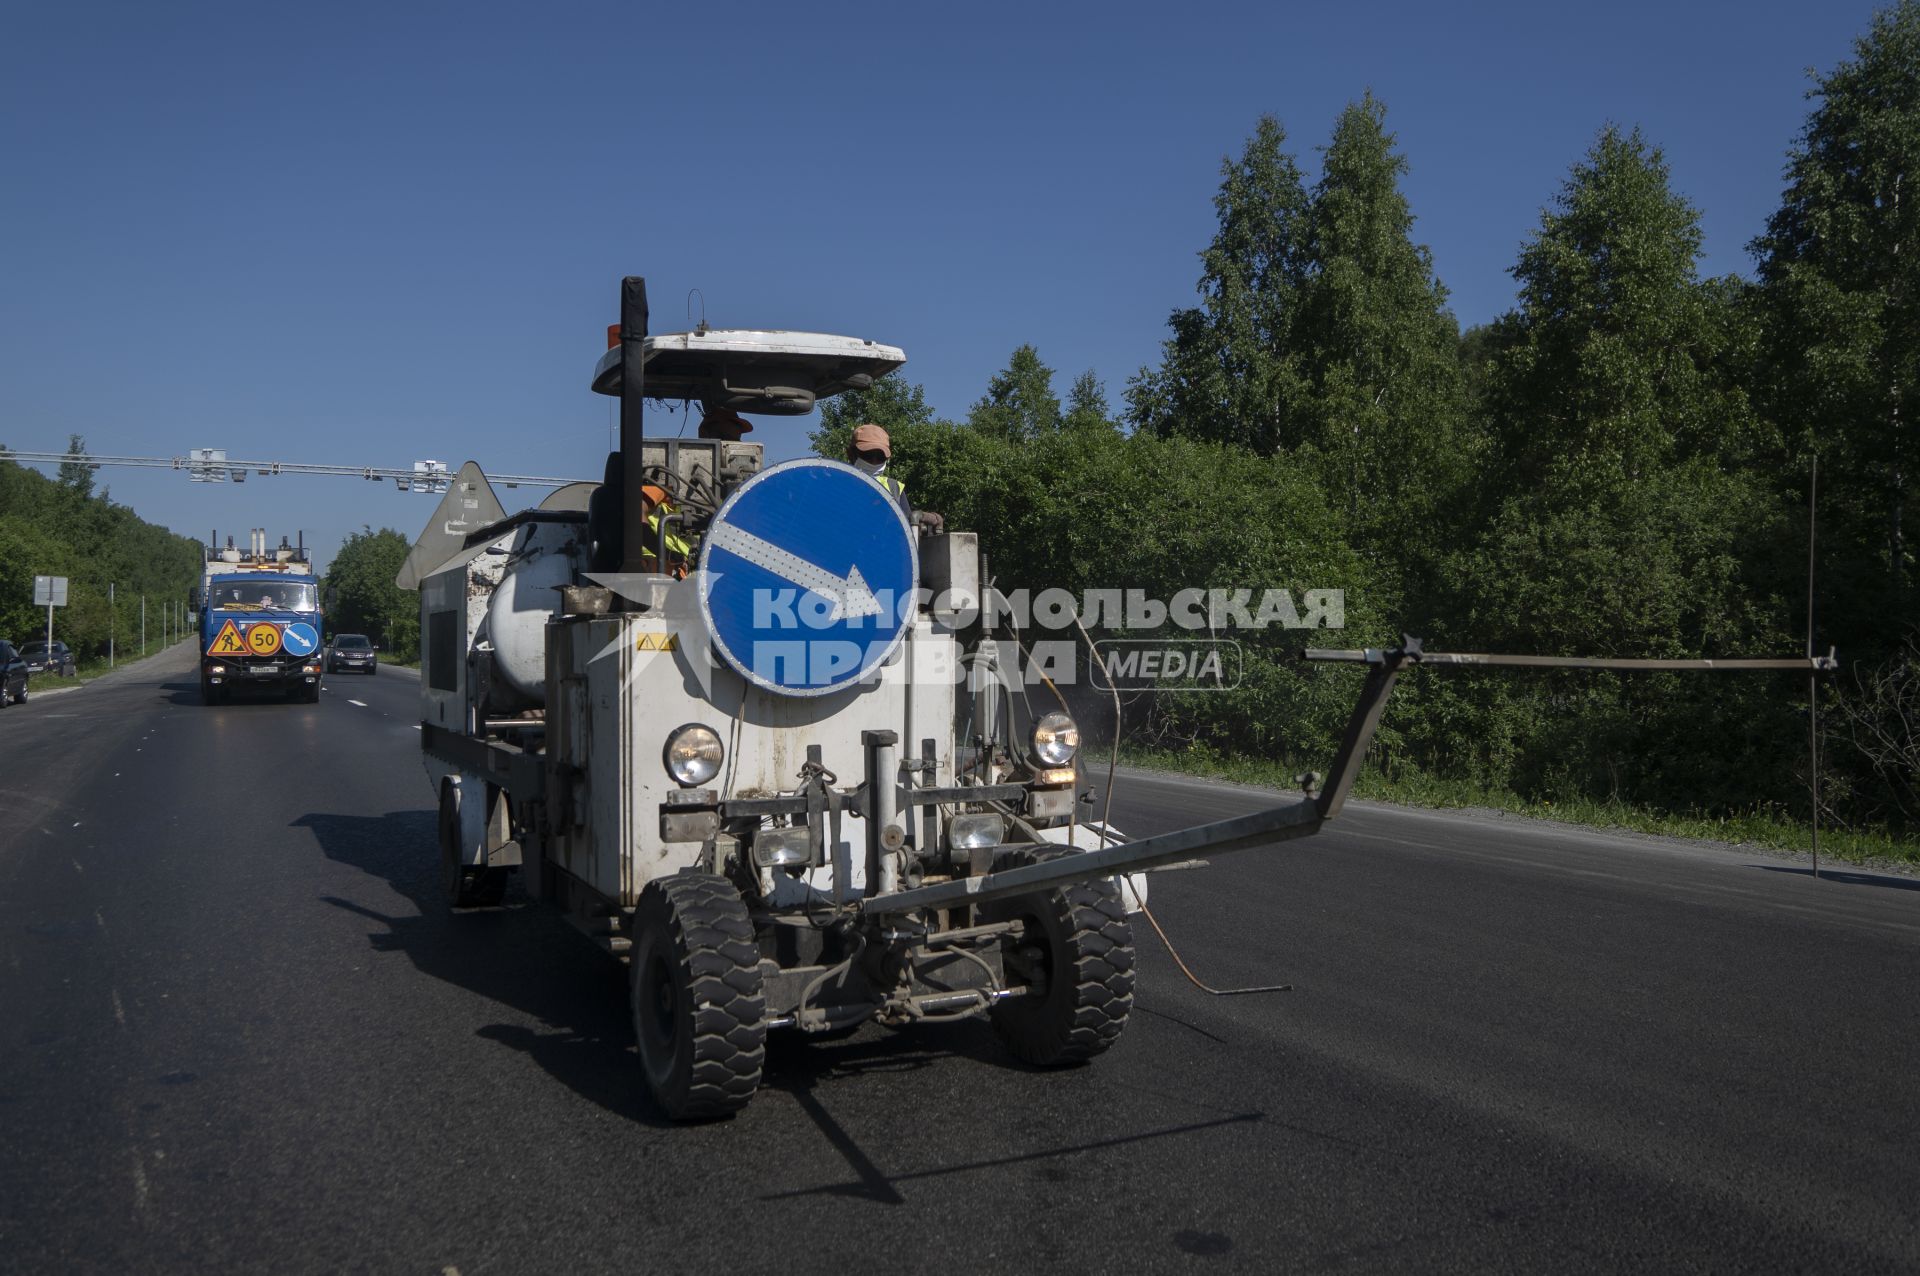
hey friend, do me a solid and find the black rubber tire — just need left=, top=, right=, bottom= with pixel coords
left=439, top=778, right=508, bottom=908
left=199, top=678, right=219, bottom=705
left=980, top=849, right=1135, bottom=1066
left=629, top=873, right=765, bottom=1121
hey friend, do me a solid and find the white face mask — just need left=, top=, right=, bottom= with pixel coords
left=853, top=457, right=887, bottom=477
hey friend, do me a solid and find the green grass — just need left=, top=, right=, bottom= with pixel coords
left=21, top=638, right=193, bottom=693
left=1120, top=745, right=1920, bottom=869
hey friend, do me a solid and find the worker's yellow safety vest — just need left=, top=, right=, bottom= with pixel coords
left=646, top=509, right=693, bottom=560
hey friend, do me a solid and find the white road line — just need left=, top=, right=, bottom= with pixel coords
left=111, top=989, right=126, bottom=1026
left=348, top=699, right=368, bottom=707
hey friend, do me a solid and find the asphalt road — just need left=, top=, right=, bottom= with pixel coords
left=1, top=644, right=1916, bottom=1273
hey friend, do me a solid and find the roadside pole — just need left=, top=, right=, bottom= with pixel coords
left=142, top=595, right=147, bottom=655
left=109, top=582, right=115, bottom=667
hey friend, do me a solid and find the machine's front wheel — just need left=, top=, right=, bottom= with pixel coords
left=438, top=778, right=507, bottom=908
left=981, top=849, right=1136, bottom=1066
left=629, top=873, right=765, bottom=1121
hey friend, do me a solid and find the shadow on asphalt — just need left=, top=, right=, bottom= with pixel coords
left=158, top=678, right=319, bottom=708
left=1753, top=865, right=1920, bottom=892
left=293, top=808, right=677, bottom=1128
left=291, top=807, right=1268, bottom=1191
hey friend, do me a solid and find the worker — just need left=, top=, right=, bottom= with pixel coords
left=698, top=408, right=752, bottom=441
left=847, top=424, right=943, bottom=532
left=640, top=482, right=695, bottom=576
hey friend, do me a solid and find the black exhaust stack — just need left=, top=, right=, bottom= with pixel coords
left=619, top=276, right=650, bottom=575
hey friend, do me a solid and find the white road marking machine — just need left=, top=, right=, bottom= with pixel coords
left=409, top=276, right=1834, bottom=1120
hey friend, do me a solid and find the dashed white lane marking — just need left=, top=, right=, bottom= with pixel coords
left=131, top=1154, right=149, bottom=1215
left=111, top=989, right=126, bottom=1026
left=95, top=909, right=107, bottom=934
left=72, top=821, right=81, bottom=828
left=348, top=699, right=368, bottom=707
left=411, top=724, right=421, bottom=731
left=71, top=859, right=83, bottom=874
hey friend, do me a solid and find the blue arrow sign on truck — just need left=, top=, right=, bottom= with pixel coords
left=698, top=459, right=917, bottom=696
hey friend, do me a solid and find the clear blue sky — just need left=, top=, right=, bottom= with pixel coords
left=0, top=0, right=1887, bottom=572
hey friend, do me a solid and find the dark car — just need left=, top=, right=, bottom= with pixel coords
left=0, top=641, right=27, bottom=705
left=327, top=633, right=377, bottom=674
left=18, top=640, right=75, bottom=677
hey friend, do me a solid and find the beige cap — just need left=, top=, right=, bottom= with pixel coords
left=698, top=409, right=752, bottom=440
left=849, top=423, right=891, bottom=457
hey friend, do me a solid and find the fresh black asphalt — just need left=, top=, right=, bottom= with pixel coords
left=1, top=644, right=1915, bottom=1272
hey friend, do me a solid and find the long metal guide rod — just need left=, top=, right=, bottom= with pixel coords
left=864, top=635, right=1844, bottom=920
left=1304, top=648, right=1838, bottom=672
left=859, top=797, right=1324, bottom=917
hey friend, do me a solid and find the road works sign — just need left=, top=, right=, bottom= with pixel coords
left=698, top=458, right=916, bottom=697
left=207, top=619, right=247, bottom=655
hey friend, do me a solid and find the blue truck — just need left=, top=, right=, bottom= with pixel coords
left=193, top=531, right=326, bottom=704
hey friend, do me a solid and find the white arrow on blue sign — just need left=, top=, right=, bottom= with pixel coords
left=698, top=458, right=917, bottom=697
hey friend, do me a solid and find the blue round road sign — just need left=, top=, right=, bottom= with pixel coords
left=282, top=622, right=319, bottom=657
left=699, top=459, right=916, bottom=697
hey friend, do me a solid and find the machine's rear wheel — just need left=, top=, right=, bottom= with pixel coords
left=629, top=873, right=765, bottom=1121
left=981, top=849, right=1135, bottom=1066
left=438, top=778, right=507, bottom=908
left=199, top=677, right=219, bottom=705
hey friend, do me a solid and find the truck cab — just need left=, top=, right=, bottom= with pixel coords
left=196, top=531, right=325, bottom=703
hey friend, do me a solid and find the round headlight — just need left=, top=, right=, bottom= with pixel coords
left=663, top=723, right=724, bottom=787
left=1032, top=711, right=1080, bottom=766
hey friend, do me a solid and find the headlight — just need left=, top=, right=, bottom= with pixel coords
left=751, top=826, right=814, bottom=868
left=663, top=723, right=724, bottom=787
left=1031, top=711, right=1080, bottom=766
left=947, top=812, right=1005, bottom=851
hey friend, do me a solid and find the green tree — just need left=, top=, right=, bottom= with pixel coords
left=1062, top=370, right=1117, bottom=432
left=1752, top=0, right=1920, bottom=616
left=1487, top=126, right=1761, bottom=485
left=324, top=528, right=417, bottom=659
left=809, top=372, right=937, bottom=459
left=1448, top=126, right=1796, bottom=807
left=1128, top=115, right=1312, bottom=451
left=1290, top=93, right=1476, bottom=570
left=0, top=454, right=201, bottom=663
left=57, top=433, right=94, bottom=499
left=967, top=345, right=1061, bottom=441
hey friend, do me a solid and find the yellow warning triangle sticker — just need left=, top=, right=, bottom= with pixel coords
left=634, top=631, right=678, bottom=652
left=207, top=618, right=247, bottom=656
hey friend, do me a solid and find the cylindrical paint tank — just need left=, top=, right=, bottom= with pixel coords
left=485, top=522, right=577, bottom=707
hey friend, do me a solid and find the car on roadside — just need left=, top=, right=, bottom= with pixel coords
left=18, top=640, right=75, bottom=677
left=326, top=633, right=377, bottom=674
left=0, top=640, right=27, bottom=705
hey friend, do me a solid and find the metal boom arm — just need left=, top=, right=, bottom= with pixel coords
left=859, top=636, right=1837, bottom=919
